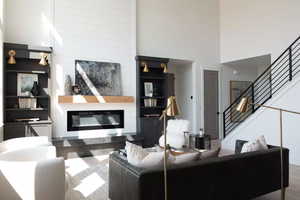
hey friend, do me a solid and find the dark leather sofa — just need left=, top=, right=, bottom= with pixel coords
left=109, top=140, right=289, bottom=200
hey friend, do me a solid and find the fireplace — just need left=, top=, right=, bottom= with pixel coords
left=67, top=110, right=124, bottom=131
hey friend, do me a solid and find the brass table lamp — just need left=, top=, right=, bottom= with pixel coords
left=160, top=96, right=180, bottom=200
left=236, top=97, right=300, bottom=200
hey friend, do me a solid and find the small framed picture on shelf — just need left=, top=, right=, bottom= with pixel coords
left=144, top=82, right=153, bottom=97
left=17, top=73, right=38, bottom=96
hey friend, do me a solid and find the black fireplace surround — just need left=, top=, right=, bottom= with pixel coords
left=67, top=110, right=124, bottom=131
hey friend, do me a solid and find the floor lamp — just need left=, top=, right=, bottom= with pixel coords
left=160, top=96, right=180, bottom=200
left=236, top=97, right=300, bottom=200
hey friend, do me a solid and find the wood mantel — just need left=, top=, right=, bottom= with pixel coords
left=58, top=95, right=134, bottom=104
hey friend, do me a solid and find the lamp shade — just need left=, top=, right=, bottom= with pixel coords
left=236, top=97, right=249, bottom=113
left=166, top=96, right=180, bottom=116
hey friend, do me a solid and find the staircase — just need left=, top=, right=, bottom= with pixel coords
left=223, top=36, right=300, bottom=138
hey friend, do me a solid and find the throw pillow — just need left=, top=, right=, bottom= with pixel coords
left=241, top=135, right=269, bottom=153
left=199, top=147, right=221, bottom=160
left=169, top=152, right=199, bottom=164
left=125, top=142, right=164, bottom=168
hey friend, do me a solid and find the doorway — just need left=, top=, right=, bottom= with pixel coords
left=204, top=70, right=219, bottom=139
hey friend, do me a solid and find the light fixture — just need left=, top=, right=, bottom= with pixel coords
left=160, top=96, right=180, bottom=200
left=141, top=61, right=149, bottom=72
left=237, top=97, right=300, bottom=200
left=39, top=53, right=48, bottom=66
left=8, top=50, right=16, bottom=64
left=161, top=63, right=168, bottom=73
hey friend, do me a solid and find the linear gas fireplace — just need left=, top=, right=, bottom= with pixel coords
left=67, top=110, right=124, bottom=131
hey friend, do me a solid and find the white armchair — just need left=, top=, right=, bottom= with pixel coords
left=0, top=146, right=65, bottom=200
left=0, top=136, right=51, bottom=153
left=159, top=119, right=190, bottom=149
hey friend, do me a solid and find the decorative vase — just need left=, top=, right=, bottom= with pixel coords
left=31, top=81, right=39, bottom=96
left=64, top=75, right=73, bottom=95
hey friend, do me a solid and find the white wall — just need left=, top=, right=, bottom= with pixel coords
left=220, top=0, right=300, bottom=63
left=137, top=0, right=220, bottom=132
left=5, top=0, right=137, bottom=138
left=52, top=0, right=136, bottom=137
left=221, top=55, right=271, bottom=111
left=4, top=0, right=220, bottom=137
left=5, top=0, right=51, bottom=46
left=0, top=0, right=4, bottom=141
left=222, top=73, right=300, bottom=165
left=168, top=60, right=194, bottom=128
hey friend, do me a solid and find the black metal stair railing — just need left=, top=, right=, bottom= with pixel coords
left=223, top=36, right=300, bottom=138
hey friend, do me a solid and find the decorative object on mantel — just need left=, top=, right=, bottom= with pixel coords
left=64, top=75, right=73, bottom=95
left=58, top=95, right=134, bottom=104
left=141, top=61, right=149, bottom=72
left=161, top=63, right=168, bottom=73
left=39, top=53, right=48, bottom=66
left=75, top=60, right=122, bottom=96
left=236, top=97, right=300, bottom=200
left=72, top=85, right=81, bottom=95
left=17, top=73, right=38, bottom=96
left=159, top=96, right=180, bottom=200
left=8, top=50, right=16, bottom=64
left=31, top=81, right=39, bottom=96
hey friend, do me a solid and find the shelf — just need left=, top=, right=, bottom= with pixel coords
left=6, top=108, right=48, bottom=111
left=58, top=95, right=135, bottom=104
left=6, top=96, right=50, bottom=99
left=140, top=76, right=166, bottom=80
left=141, top=106, right=164, bottom=109
left=6, top=70, right=48, bottom=74
left=5, top=120, right=52, bottom=125
left=141, top=96, right=165, bottom=99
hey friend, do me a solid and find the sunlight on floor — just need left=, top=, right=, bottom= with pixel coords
left=94, top=155, right=109, bottom=162
left=74, top=172, right=106, bottom=198
left=65, top=158, right=89, bottom=177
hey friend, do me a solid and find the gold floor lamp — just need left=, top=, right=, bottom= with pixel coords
left=160, top=96, right=180, bottom=200
left=237, top=97, right=300, bottom=200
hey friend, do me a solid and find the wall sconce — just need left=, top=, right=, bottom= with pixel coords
left=8, top=50, right=16, bottom=64
left=39, top=53, right=48, bottom=66
left=141, top=61, right=149, bottom=72
left=161, top=63, right=168, bottom=73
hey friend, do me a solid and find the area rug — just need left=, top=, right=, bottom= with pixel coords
left=65, top=150, right=111, bottom=200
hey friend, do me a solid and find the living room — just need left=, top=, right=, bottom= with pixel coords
left=0, top=0, right=300, bottom=200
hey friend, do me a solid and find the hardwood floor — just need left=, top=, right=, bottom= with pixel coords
left=254, top=165, right=300, bottom=200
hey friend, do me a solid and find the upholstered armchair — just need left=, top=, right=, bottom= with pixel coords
left=0, top=138, right=66, bottom=200
left=159, top=119, right=190, bottom=149
left=0, top=136, right=51, bottom=153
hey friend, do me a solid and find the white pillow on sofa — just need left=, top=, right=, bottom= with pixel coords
left=169, top=152, right=199, bottom=164
left=125, top=142, right=164, bottom=168
left=241, top=135, right=268, bottom=153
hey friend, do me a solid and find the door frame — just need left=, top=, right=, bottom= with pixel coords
left=201, top=67, right=223, bottom=139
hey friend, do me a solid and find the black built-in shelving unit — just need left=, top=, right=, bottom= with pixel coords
left=3, top=43, right=52, bottom=140
left=136, top=56, right=175, bottom=147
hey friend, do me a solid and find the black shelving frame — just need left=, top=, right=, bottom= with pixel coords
left=136, top=56, right=175, bottom=147
left=3, top=43, right=53, bottom=140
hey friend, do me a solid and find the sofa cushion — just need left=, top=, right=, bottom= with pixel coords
left=169, top=152, right=199, bottom=164
left=241, top=135, right=268, bottom=153
left=125, top=142, right=164, bottom=168
left=200, top=147, right=221, bottom=159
